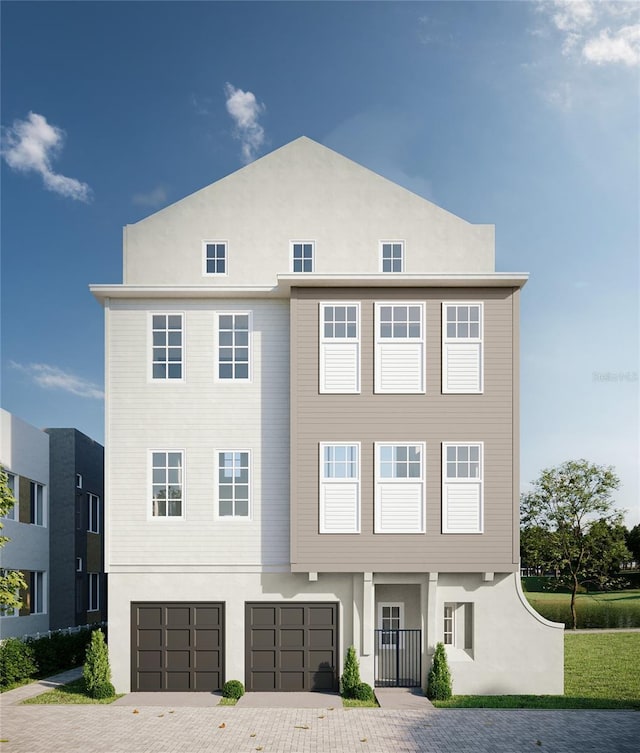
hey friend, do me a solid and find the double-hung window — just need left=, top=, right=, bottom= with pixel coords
left=442, top=443, right=483, bottom=533
left=217, top=451, right=250, bottom=518
left=217, top=313, right=250, bottom=380
left=375, top=443, right=425, bottom=533
left=375, top=303, right=425, bottom=393
left=442, top=303, right=483, bottom=393
left=88, top=573, right=99, bottom=612
left=292, top=241, right=314, bottom=272
left=151, top=451, right=184, bottom=518
left=380, top=241, right=404, bottom=273
left=151, top=314, right=184, bottom=380
left=319, top=303, right=360, bottom=393
left=30, top=482, right=45, bottom=526
left=88, top=494, right=100, bottom=534
left=319, top=443, right=360, bottom=533
left=203, top=241, right=227, bottom=275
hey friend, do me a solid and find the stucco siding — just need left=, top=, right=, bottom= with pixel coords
left=291, top=287, right=517, bottom=571
left=123, top=139, right=494, bottom=287
left=106, top=299, right=290, bottom=568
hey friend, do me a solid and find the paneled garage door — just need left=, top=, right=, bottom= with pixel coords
left=245, top=602, right=338, bottom=691
left=131, top=602, right=224, bottom=691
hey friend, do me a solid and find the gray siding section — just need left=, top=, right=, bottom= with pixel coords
left=290, top=287, right=518, bottom=572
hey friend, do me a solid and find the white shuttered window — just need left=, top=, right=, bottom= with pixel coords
left=442, top=443, right=483, bottom=533
left=375, top=303, right=425, bottom=393
left=442, top=303, right=483, bottom=393
left=319, top=303, right=360, bottom=393
left=375, top=443, right=425, bottom=533
left=319, top=444, right=360, bottom=533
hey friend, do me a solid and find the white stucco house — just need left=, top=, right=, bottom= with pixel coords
left=91, top=137, right=563, bottom=694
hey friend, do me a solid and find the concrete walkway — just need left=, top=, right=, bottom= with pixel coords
left=113, top=691, right=223, bottom=707
left=235, top=690, right=341, bottom=708
left=0, top=667, right=83, bottom=706
left=375, top=687, right=435, bottom=709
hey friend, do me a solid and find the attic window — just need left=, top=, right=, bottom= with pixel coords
left=381, top=242, right=404, bottom=273
left=204, top=242, right=227, bottom=275
left=292, top=242, right=314, bottom=273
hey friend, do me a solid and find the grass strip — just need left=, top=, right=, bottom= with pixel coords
left=22, top=678, right=122, bottom=705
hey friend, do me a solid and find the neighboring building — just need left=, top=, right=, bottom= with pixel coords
left=91, top=136, right=563, bottom=695
left=0, top=411, right=105, bottom=639
left=0, top=410, right=50, bottom=639
left=45, top=428, right=106, bottom=630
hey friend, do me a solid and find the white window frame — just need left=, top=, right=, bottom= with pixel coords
left=443, top=604, right=455, bottom=645
left=215, top=311, right=252, bottom=382
left=442, top=302, right=484, bottom=394
left=215, top=449, right=252, bottom=521
left=149, top=312, right=185, bottom=382
left=442, top=442, right=484, bottom=534
left=88, top=573, right=99, bottom=612
left=290, top=240, right=315, bottom=273
left=319, top=302, right=361, bottom=394
left=202, top=240, right=228, bottom=276
left=76, top=557, right=83, bottom=573
left=379, top=241, right=405, bottom=273
left=87, top=493, right=100, bottom=534
left=3, top=472, right=17, bottom=520
left=319, top=442, right=361, bottom=534
left=374, top=302, right=426, bottom=394
left=149, top=449, right=185, bottom=521
left=443, top=602, right=474, bottom=657
left=76, top=473, right=82, bottom=489
left=374, top=442, right=426, bottom=533
left=378, top=602, right=404, bottom=648
left=30, top=482, right=46, bottom=527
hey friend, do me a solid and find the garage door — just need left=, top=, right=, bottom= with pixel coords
left=245, top=602, right=338, bottom=691
left=131, top=602, right=224, bottom=691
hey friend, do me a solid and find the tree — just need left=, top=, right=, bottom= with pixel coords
left=426, top=642, right=452, bottom=700
left=0, top=466, right=28, bottom=615
left=83, top=630, right=115, bottom=698
left=626, top=524, right=640, bottom=564
left=520, top=459, right=629, bottom=629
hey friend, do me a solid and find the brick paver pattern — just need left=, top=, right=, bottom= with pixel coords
left=1, top=704, right=638, bottom=753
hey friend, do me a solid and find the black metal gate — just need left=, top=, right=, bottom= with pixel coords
left=374, top=629, right=421, bottom=687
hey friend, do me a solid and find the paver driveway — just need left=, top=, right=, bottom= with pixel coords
left=1, top=703, right=639, bottom=753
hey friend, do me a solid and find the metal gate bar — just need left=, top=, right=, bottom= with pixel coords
left=374, top=629, right=421, bottom=687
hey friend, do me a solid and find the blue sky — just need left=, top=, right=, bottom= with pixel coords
left=1, top=1, right=638, bottom=525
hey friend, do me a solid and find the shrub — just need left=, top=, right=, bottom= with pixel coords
left=28, top=628, right=94, bottom=677
left=83, top=630, right=112, bottom=698
left=426, top=642, right=452, bottom=701
left=352, top=681, right=374, bottom=702
left=91, top=681, right=116, bottom=699
left=340, top=645, right=361, bottom=698
left=0, top=638, right=37, bottom=688
left=222, top=679, right=245, bottom=699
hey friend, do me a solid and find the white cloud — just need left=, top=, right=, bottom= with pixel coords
left=539, top=1, right=640, bottom=67
left=224, top=83, right=266, bottom=163
left=132, top=185, right=168, bottom=208
left=11, top=362, right=104, bottom=399
left=583, top=24, right=640, bottom=67
left=0, top=112, right=92, bottom=201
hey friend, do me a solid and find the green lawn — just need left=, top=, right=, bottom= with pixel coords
left=434, top=631, right=640, bottom=709
left=524, top=589, right=640, bottom=629
left=22, top=678, right=122, bottom=705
